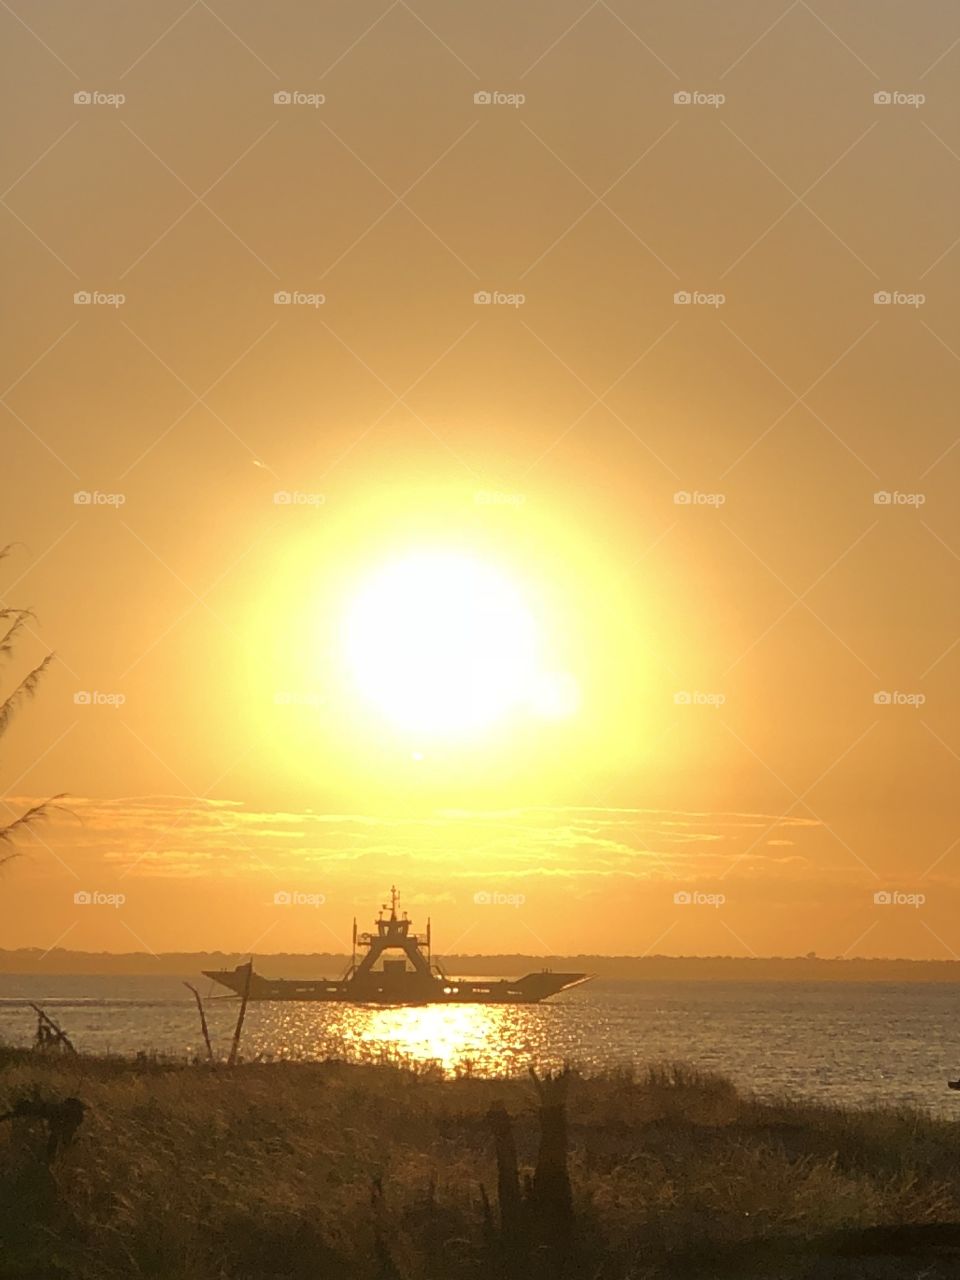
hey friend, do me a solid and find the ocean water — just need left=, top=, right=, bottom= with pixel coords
left=2, top=975, right=958, bottom=1115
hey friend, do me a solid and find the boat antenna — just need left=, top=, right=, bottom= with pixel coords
left=351, top=916, right=357, bottom=971
left=390, top=885, right=398, bottom=919
left=427, top=916, right=431, bottom=966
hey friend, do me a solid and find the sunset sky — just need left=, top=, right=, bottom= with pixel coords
left=2, top=1, right=960, bottom=962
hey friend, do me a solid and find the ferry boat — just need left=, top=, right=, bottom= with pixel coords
left=202, top=888, right=590, bottom=1005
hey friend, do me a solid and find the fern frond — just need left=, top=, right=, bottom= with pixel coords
left=0, top=653, right=54, bottom=738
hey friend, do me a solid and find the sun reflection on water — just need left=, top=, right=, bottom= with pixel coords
left=347, top=1004, right=516, bottom=1072
left=240, top=1000, right=566, bottom=1075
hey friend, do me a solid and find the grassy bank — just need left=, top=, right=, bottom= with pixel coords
left=1, top=1048, right=959, bottom=1278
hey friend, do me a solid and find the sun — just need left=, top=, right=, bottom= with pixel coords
left=342, top=550, right=563, bottom=737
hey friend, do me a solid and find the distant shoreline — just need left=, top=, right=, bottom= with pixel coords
left=3, top=950, right=960, bottom=981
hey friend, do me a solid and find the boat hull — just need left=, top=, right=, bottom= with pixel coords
left=201, top=967, right=590, bottom=1004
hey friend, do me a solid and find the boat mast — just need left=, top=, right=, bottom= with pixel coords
left=352, top=917, right=357, bottom=970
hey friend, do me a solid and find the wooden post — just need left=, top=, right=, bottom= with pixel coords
left=227, top=959, right=254, bottom=1067
left=183, top=983, right=214, bottom=1063
left=486, top=1103, right=524, bottom=1249
left=528, top=1067, right=575, bottom=1267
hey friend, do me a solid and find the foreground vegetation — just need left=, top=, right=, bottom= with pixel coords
left=1, top=1048, right=960, bottom=1279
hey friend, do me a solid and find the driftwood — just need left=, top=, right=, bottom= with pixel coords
left=0, top=1096, right=85, bottom=1162
left=30, top=1003, right=76, bottom=1055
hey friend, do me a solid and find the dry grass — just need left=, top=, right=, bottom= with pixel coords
left=0, top=1047, right=958, bottom=1278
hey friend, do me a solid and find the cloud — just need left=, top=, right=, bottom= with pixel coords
left=4, top=795, right=824, bottom=884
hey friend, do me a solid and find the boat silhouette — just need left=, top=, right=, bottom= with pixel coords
left=203, top=887, right=591, bottom=1005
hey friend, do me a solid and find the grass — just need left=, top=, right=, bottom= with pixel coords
left=0, top=1047, right=959, bottom=1278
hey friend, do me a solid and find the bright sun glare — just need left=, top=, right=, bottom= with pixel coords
left=342, top=550, right=577, bottom=737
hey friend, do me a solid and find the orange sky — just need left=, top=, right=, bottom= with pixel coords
left=2, top=1, right=960, bottom=961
